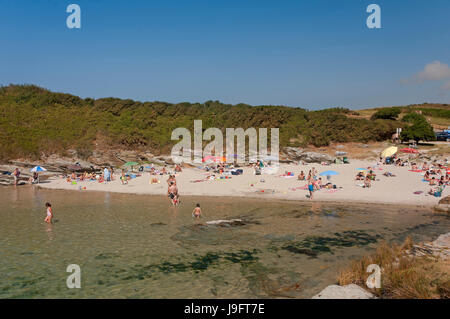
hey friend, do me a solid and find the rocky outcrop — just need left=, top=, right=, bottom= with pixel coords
left=283, top=147, right=334, bottom=164
left=433, top=196, right=450, bottom=213
left=406, top=232, right=450, bottom=260
left=312, top=284, right=377, bottom=299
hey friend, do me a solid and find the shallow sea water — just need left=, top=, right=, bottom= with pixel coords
left=1, top=187, right=449, bottom=298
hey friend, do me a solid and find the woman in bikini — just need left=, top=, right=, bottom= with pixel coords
left=44, top=202, right=53, bottom=224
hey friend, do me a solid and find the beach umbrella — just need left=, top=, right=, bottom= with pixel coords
left=400, top=148, right=419, bottom=154
left=319, top=170, right=339, bottom=176
left=381, top=146, right=398, bottom=158
left=213, top=156, right=226, bottom=163
left=124, top=161, right=139, bottom=172
left=202, top=155, right=215, bottom=162
left=356, top=168, right=368, bottom=171
left=30, top=166, right=47, bottom=172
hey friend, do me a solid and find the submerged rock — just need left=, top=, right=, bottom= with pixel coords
left=312, top=284, right=377, bottom=299
left=206, top=219, right=246, bottom=227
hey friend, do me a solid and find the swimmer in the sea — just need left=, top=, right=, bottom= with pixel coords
left=192, top=204, right=202, bottom=218
left=44, top=202, right=53, bottom=224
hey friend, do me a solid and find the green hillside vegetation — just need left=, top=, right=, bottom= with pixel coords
left=0, top=84, right=434, bottom=161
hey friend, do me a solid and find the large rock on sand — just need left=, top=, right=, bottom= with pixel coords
left=312, top=284, right=377, bottom=299
left=283, top=147, right=334, bottom=164
left=434, top=196, right=450, bottom=213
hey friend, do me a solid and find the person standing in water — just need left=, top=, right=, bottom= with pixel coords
left=168, top=181, right=179, bottom=205
left=192, top=204, right=202, bottom=218
left=12, top=168, right=20, bottom=185
left=44, top=202, right=53, bottom=223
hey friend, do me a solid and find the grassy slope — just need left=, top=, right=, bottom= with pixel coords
left=354, top=104, right=450, bottom=129
left=1, top=85, right=448, bottom=161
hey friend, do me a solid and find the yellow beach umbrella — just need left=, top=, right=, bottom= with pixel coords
left=381, top=146, right=398, bottom=158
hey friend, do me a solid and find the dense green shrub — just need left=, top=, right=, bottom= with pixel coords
left=0, top=85, right=405, bottom=160
left=401, top=113, right=435, bottom=143
left=370, top=107, right=402, bottom=120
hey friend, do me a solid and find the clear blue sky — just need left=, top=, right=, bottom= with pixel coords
left=1, top=0, right=449, bottom=109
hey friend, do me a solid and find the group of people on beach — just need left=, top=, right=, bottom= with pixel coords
left=65, top=166, right=115, bottom=184
left=10, top=167, right=39, bottom=185
left=297, top=167, right=336, bottom=199
left=417, top=161, right=449, bottom=197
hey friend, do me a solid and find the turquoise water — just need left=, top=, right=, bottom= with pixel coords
left=1, top=186, right=449, bottom=298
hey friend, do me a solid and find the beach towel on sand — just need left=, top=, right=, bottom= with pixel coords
left=290, top=185, right=308, bottom=191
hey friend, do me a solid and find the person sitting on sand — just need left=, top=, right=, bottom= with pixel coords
left=383, top=171, right=395, bottom=177
left=120, top=169, right=128, bottom=185
left=355, top=171, right=365, bottom=180
left=71, top=171, right=76, bottom=181
left=424, top=171, right=430, bottom=181
left=428, top=182, right=445, bottom=196
left=192, top=204, right=202, bottom=218
left=422, top=162, right=429, bottom=171
left=175, top=164, right=182, bottom=173
left=429, top=177, right=437, bottom=186
left=29, top=172, right=39, bottom=184
left=317, top=177, right=323, bottom=189
left=298, top=171, right=305, bottom=181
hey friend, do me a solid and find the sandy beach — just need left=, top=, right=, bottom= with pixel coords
left=37, top=160, right=447, bottom=207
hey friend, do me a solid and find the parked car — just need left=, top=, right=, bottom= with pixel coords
left=436, top=131, right=450, bottom=141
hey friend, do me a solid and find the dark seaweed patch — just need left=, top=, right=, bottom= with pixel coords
left=19, top=252, right=34, bottom=256
left=95, top=249, right=260, bottom=286
left=223, top=249, right=260, bottom=263
left=282, top=246, right=319, bottom=257
left=95, top=252, right=119, bottom=260
left=151, top=222, right=166, bottom=226
left=282, top=230, right=381, bottom=257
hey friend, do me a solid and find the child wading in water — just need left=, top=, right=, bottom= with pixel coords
left=192, top=204, right=202, bottom=218
left=44, top=202, right=53, bottom=223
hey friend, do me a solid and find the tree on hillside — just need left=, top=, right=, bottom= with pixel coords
left=400, top=113, right=435, bottom=143
left=370, top=107, right=402, bottom=120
